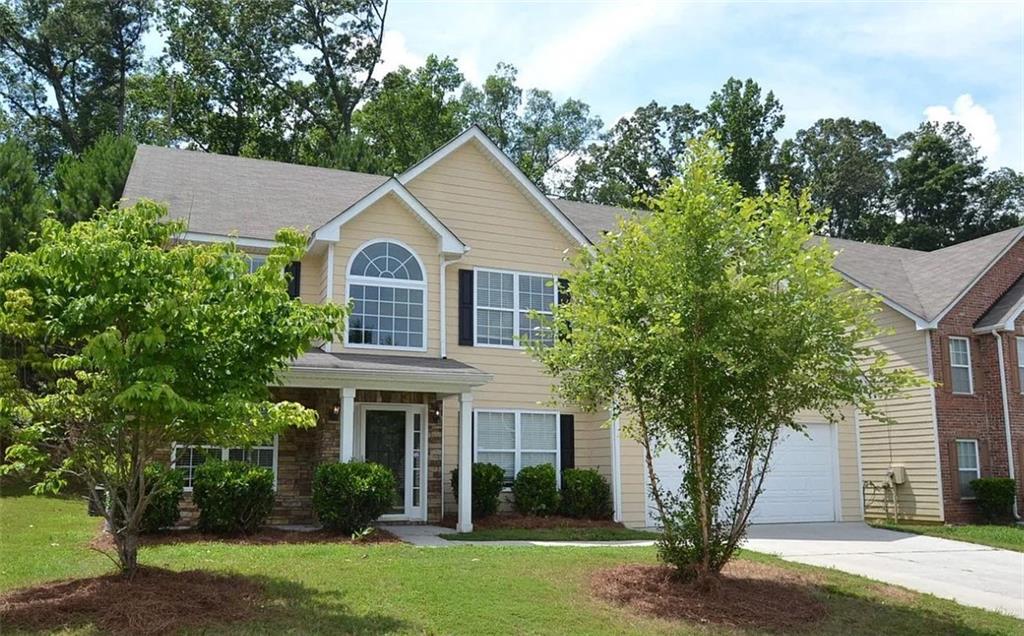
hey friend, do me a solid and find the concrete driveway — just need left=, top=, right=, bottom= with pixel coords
left=744, top=522, right=1024, bottom=618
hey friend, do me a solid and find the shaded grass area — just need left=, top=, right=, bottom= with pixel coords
left=3, top=492, right=1022, bottom=635
left=443, top=526, right=656, bottom=541
left=874, top=521, right=1024, bottom=552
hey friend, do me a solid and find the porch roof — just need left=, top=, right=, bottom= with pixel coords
left=277, top=348, right=493, bottom=394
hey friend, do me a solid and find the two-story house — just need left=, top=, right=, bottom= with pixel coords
left=123, top=126, right=1022, bottom=531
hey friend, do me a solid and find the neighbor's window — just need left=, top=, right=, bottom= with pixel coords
left=346, top=241, right=425, bottom=349
left=247, top=254, right=267, bottom=273
left=949, top=337, right=973, bottom=394
left=171, top=440, right=277, bottom=490
left=475, top=269, right=555, bottom=347
left=1017, top=337, right=1024, bottom=393
left=475, top=410, right=558, bottom=485
left=955, top=439, right=980, bottom=499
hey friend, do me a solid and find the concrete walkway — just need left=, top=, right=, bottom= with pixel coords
left=381, top=524, right=656, bottom=548
left=745, top=522, right=1024, bottom=619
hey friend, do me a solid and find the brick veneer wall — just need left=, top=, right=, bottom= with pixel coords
left=932, top=239, right=1024, bottom=523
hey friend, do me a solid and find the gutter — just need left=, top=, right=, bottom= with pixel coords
left=993, top=332, right=1020, bottom=520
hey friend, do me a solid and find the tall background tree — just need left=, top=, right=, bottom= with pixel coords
left=703, top=77, right=784, bottom=196
left=0, top=137, right=48, bottom=255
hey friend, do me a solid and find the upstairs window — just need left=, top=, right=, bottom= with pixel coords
left=474, top=269, right=556, bottom=347
left=949, top=337, right=973, bottom=394
left=346, top=241, right=426, bottom=350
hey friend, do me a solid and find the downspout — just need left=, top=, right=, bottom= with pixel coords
left=611, top=415, right=623, bottom=523
left=993, top=332, right=1020, bottom=519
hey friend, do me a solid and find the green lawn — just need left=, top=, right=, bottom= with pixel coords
left=3, top=493, right=1022, bottom=635
left=443, top=526, right=657, bottom=542
left=876, top=521, right=1024, bottom=553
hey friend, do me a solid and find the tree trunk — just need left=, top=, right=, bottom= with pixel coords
left=115, top=529, right=140, bottom=578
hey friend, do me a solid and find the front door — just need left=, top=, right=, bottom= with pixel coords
left=361, top=405, right=426, bottom=520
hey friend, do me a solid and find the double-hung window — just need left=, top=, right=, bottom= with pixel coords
left=955, top=439, right=980, bottom=499
left=474, top=269, right=556, bottom=347
left=949, top=337, right=973, bottom=394
left=475, top=410, right=559, bottom=485
left=1017, top=337, right=1024, bottom=393
left=346, top=240, right=426, bottom=350
left=171, top=439, right=278, bottom=490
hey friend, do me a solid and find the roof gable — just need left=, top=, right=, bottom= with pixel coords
left=398, top=126, right=592, bottom=247
left=311, top=178, right=466, bottom=254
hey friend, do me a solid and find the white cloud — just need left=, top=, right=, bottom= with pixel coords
left=374, top=30, right=424, bottom=79
left=518, top=0, right=677, bottom=93
left=924, top=94, right=1000, bottom=160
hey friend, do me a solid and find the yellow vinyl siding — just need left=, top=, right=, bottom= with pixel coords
left=330, top=193, right=442, bottom=357
left=405, top=141, right=612, bottom=511
left=299, top=250, right=325, bottom=304
left=858, top=305, right=941, bottom=522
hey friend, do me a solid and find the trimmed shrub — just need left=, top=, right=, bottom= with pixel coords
left=451, top=463, right=505, bottom=520
left=192, top=461, right=275, bottom=534
left=560, top=468, right=612, bottom=519
left=512, top=463, right=559, bottom=516
left=312, top=461, right=396, bottom=534
left=970, top=477, right=1016, bottom=523
left=108, top=463, right=184, bottom=533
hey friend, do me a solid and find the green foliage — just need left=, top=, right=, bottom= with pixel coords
left=192, top=460, right=274, bottom=533
left=461, top=63, right=602, bottom=187
left=559, top=468, right=612, bottom=520
left=0, top=138, right=49, bottom=255
left=0, top=0, right=152, bottom=166
left=704, top=77, right=784, bottom=196
left=534, top=137, right=922, bottom=582
left=451, top=463, right=505, bottom=519
left=512, top=463, right=559, bottom=516
left=311, top=461, right=396, bottom=534
left=109, top=463, right=183, bottom=534
left=0, top=200, right=345, bottom=572
left=563, top=101, right=701, bottom=207
left=53, top=134, right=137, bottom=224
left=969, top=478, right=1016, bottom=524
left=770, top=118, right=896, bottom=242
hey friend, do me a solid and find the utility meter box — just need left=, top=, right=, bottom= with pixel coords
left=888, top=465, right=907, bottom=485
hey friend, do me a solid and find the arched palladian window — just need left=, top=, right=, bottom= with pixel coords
left=346, top=240, right=426, bottom=349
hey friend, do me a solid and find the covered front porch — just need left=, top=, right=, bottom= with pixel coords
left=273, top=348, right=492, bottom=532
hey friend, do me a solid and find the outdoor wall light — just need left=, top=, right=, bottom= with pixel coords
left=331, top=403, right=341, bottom=417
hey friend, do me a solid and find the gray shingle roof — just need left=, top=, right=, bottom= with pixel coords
left=291, top=349, right=489, bottom=377
left=976, top=274, right=1024, bottom=330
left=122, top=145, right=388, bottom=240
left=550, top=198, right=634, bottom=242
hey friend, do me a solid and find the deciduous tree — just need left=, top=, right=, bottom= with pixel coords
left=703, top=78, right=784, bottom=196
left=0, top=202, right=346, bottom=576
left=533, top=138, right=919, bottom=587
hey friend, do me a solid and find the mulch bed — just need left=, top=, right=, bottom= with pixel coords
left=440, top=513, right=627, bottom=530
left=591, top=561, right=828, bottom=632
left=0, top=567, right=266, bottom=635
left=90, top=525, right=401, bottom=550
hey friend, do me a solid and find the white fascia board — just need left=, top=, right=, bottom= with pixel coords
left=177, top=231, right=280, bottom=250
left=397, top=126, right=592, bottom=248
left=311, top=179, right=467, bottom=254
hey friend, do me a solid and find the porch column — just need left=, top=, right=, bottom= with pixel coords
left=340, top=387, right=356, bottom=462
left=458, top=391, right=474, bottom=532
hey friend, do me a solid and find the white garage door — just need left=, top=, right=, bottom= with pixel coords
left=645, top=423, right=837, bottom=526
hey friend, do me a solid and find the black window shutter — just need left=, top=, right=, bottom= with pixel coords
left=458, top=269, right=474, bottom=346
left=286, top=261, right=301, bottom=298
left=557, top=277, right=570, bottom=305
left=560, top=414, right=575, bottom=471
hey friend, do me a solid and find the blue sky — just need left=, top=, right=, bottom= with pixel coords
left=373, top=0, right=1023, bottom=170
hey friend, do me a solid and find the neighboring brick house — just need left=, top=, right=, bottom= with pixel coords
left=825, top=229, right=1024, bottom=523
left=123, top=124, right=1021, bottom=530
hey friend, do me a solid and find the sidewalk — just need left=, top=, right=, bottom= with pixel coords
left=381, top=524, right=656, bottom=548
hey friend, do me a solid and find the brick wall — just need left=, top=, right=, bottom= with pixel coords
left=932, top=239, right=1024, bottom=522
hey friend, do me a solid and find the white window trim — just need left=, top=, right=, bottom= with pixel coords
left=955, top=438, right=980, bottom=500
left=473, top=409, right=561, bottom=488
left=472, top=267, right=558, bottom=349
left=344, top=238, right=428, bottom=353
left=949, top=336, right=974, bottom=395
left=171, top=436, right=279, bottom=492
left=1017, top=336, right=1024, bottom=394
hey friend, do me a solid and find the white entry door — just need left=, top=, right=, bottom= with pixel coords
left=360, top=405, right=427, bottom=521
left=645, top=423, right=838, bottom=526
